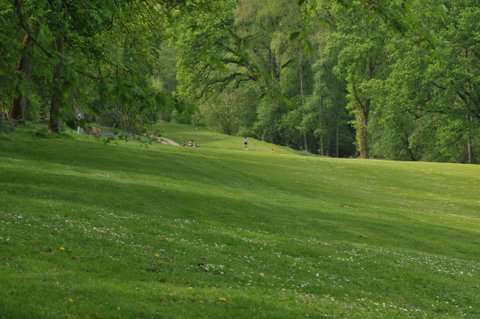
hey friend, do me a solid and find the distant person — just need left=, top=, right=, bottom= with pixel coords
left=243, top=137, right=249, bottom=149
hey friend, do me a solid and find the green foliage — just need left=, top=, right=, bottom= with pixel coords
left=197, top=88, right=255, bottom=135
left=170, top=0, right=480, bottom=162
left=1, top=0, right=184, bottom=133
left=172, top=99, right=196, bottom=124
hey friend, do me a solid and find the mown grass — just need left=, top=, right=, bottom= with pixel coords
left=0, top=124, right=479, bottom=318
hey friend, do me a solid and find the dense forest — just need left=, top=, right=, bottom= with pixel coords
left=1, top=0, right=479, bottom=163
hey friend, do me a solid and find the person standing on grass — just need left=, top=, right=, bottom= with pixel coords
left=243, top=137, right=249, bottom=149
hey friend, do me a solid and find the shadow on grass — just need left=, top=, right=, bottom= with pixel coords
left=2, top=159, right=480, bottom=261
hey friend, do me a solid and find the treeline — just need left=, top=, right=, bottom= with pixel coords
left=1, top=0, right=479, bottom=163
left=174, top=0, right=480, bottom=163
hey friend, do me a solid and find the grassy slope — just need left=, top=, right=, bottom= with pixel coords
left=0, top=124, right=479, bottom=319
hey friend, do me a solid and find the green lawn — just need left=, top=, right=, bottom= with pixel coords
left=1, top=124, right=479, bottom=319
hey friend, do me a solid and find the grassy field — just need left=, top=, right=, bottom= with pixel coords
left=1, top=123, right=479, bottom=319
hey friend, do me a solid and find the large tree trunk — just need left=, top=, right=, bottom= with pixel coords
left=350, top=79, right=370, bottom=159
left=356, top=106, right=369, bottom=159
left=10, top=34, right=33, bottom=123
left=49, top=35, right=64, bottom=133
left=299, top=52, right=308, bottom=152
left=466, top=114, right=473, bottom=164
left=466, top=138, right=472, bottom=164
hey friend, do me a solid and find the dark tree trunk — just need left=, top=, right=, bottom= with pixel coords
left=466, top=114, right=473, bottom=164
left=356, top=106, right=369, bottom=159
left=299, top=52, right=308, bottom=152
left=351, top=80, right=370, bottom=159
left=353, top=98, right=370, bottom=159
left=10, top=33, right=33, bottom=123
left=319, top=135, right=324, bottom=156
left=49, top=35, right=65, bottom=133
left=335, top=124, right=340, bottom=157
left=466, top=138, right=472, bottom=164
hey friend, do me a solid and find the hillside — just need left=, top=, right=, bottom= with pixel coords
left=0, top=124, right=479, bottom=319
